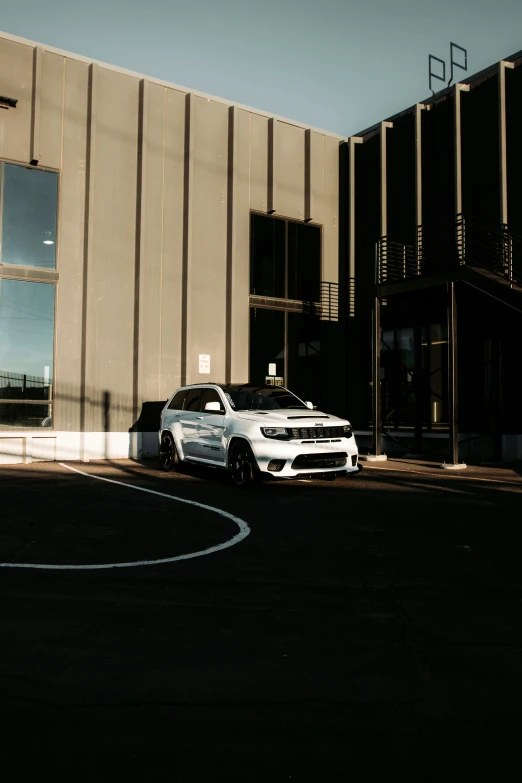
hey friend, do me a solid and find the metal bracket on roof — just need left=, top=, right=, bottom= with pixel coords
left=428, top=43, right=468, bottom=94
left=429, top=55, right=446, bottom=95
left=447, top=42, right=468, bottom=87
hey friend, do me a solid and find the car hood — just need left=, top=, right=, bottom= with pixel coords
left=235, top=410, right=349, bottom=426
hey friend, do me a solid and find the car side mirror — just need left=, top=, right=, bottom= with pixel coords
left=205, top=401, right=222, bottom=412
left=305, top=401, right=314, bottom=410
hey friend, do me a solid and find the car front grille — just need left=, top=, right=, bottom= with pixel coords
left=289, top=426, right=351, bottom=440
left=291, top=452, right=347, bottom=470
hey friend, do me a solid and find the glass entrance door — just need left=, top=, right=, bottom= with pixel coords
left=381, top=321, right=448, bottom=431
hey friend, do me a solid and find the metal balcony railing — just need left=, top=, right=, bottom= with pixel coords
left=320, top=281, right=339, bottom=321
left=377, top=215, right=522, bottom=288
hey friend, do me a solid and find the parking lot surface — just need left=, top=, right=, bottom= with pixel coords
left=1, top=458, right=522, bottom=782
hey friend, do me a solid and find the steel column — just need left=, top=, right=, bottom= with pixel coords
left=447, top=281, right=459, bottom=464
left=348, top=136, right=362, bottom=317
left=373, top=243, right=382, bottom=456
left=491, top=315, right=502, bottom=461
left=414, top=103, right=426, bottom=274
left=372, top=296, right=382, bottom=456
left=454, top=83, right=469, bottom=223
left=414, top=321, right=423, bottom=454
left=499, top=61, right=514, bottom=226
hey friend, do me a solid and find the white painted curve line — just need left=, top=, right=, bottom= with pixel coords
left=0, top=463, right=250, bottom=571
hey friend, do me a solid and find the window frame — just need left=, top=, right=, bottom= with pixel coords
left=249, top=212, right=325, bottom=397
left=0, top=159, right=60, bottom=432
left=183, top=388, right=205, bottom=413
left=168, top=389, right=189, bottom=410
left=0, top=160, right=61, bottom=274
left=200, top=387, right=226, bottom=415
left=249, top=211, right=323, bottom=304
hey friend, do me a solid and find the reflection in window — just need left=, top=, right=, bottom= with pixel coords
left=288, top=222, right=321, bottom=302
left=380, top=321, right=449, bottom=431
left=0, top=279, right=55, bottom=429
left=183, top=388, right=203, bottom=412
left=425, top=322, right=448, bottom=427
left=288, top=312, right=322, bottom=406
left=249, top=308, right=285, bottom=384
left=1, top=163, right=58, bottom=269
left=250, top=214, right=285, bottom=298
left=250, top=213, right=322, bottom=301
left=168, top=389, right=188, bottom=410
left=200, top=388, right=224, bottom=413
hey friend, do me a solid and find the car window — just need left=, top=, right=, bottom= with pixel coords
left=201, top=388, right=225, bottom=414
left=224, top=385, right=307, bottom=411
left=168, top=389, right=188, bottom=410
left=183, top=388, right=204, bottom=412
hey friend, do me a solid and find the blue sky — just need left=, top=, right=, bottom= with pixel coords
left=1, top=0, right=522, bottom=135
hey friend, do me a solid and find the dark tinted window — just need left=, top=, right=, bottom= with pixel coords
left=250, top=214, right=321, bottom=302
left=288, top=222, right=321, bottom=302
left=224, top=385, right=307, bottom=411
left=250, top=214, right=285, bottom=297
left=183, top=388, right=204, bottom=412
left=1, top=164, right=59, bottom=270
left=288, top=312, right=322, bottom=407
left=201, top=388, right=224, bottom=414
left=168, top=389, right=188, bottom=410
left=249, top=307, right=285, bottom=386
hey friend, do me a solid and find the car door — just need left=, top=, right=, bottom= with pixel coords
left=162, top=388, right=188, bottom=429
left=195, top=388, right=227, bottom=463
left=179, top=387, right=203, bottom=458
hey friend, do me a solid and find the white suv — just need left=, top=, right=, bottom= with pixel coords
left=159, top=383, right=359, bottom=487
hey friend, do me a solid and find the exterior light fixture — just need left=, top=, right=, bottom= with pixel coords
left=0, top=95, right=18, bottom=110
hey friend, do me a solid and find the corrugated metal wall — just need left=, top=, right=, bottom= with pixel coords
left=0, top=32, right=343, bottom=436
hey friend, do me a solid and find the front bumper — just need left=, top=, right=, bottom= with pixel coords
left=251, top=436, right=359, bottom=478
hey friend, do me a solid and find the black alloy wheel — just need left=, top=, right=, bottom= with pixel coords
left=229, top=442, right=255, bottom=488
left=159, top=431, right=178, bottom=472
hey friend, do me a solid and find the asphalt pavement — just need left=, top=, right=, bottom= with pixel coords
left=1, top=458, right=522, bottom=782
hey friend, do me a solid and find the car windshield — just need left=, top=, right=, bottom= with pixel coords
left=223, top=385, right=307, bottom=411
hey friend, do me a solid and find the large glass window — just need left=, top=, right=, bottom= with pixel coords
left=380, top=321, right=448, bottom=431
left=250, top=213, right=321, bottom=301
left=1, top=163, right=58, bottom=269
left=0, top=279, right=55, bottom=429
left=249, top=308, right=285, bottom=385
left=288, top=312, right=322, bottom=405
left=423, top=322, right=448, bottom=428
left=250, top=213, right=285, bottom=298
left=249, top=213, right=324, bottom=409
left=288, top=222, right=321, bottom=302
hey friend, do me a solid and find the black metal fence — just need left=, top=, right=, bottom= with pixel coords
left=0, top=370, right=52, bottom=400
left=0, top=370, right=53, bottom=428
left=377, top=215, right=522, bottom=287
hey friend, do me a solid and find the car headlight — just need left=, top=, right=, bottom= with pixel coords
left=343, top=425, right=353, bottom=437
left=261, top=427, right=291, bottom=440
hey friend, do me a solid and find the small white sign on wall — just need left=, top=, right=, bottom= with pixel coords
left=268, top=363, right=277, bottom=376
left=199, top=354, right=211, bottom=374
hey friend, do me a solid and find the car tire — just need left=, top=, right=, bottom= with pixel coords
left=228, top=441, right=256, bottom=488
left=159, top=431, right=179, bottom=472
